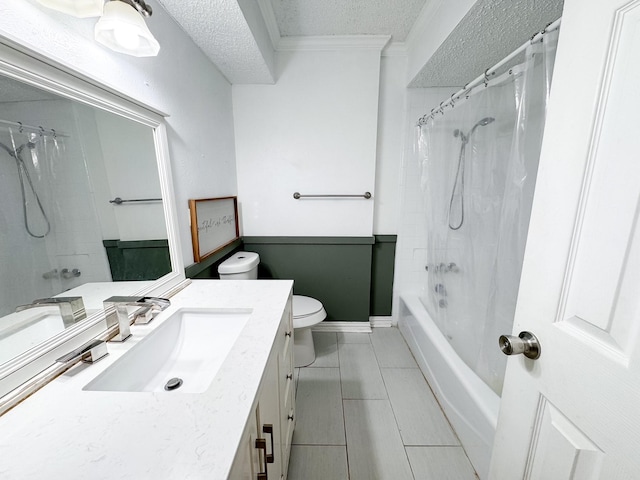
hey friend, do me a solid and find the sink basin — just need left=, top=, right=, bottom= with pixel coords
left=84, top=308, right=251, bottom=394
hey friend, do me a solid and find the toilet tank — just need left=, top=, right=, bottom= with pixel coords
left=218, top=252, right=260, bottom=280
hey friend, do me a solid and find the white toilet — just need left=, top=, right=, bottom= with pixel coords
left=218, top=251, right=327, bottom=367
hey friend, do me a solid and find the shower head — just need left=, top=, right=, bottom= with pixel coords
left=453, top=117, right=495, bottom=142
left=469, top=117, right=495, bottom=136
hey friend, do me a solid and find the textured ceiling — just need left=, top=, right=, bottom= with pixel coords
left=157, top=0, right=564, bottom=87
left=157, top=0, right=275, bottom=84
left=410, top=0, right=564, bottom=87
left=270, top=0, right=428, bottom=42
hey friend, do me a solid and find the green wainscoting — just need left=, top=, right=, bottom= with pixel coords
left=243, top=236, right=374, bottom=322
left=103, top=239, right=171, bottom=281
left=371, top=235, right=397, bottom=316
left=184, top=235, right=397, bottom=322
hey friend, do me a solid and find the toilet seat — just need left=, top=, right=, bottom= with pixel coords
left=293, top=295, right=326, bottom=329
left=292, top=295, right=326, bottom=367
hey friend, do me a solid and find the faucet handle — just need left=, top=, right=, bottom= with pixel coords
left=140, top=296, right=171, bottom=311
left=133, top=306, right=155, bottom=325
left=56, top=340, right=108, bottom=365
left=133, top=298, right=170, bottom=324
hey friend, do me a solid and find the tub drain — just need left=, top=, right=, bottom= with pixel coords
left=164, top=377, right=183, bottom=391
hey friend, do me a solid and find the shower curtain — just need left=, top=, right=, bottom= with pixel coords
left=417, top=30, right=558, bottom=395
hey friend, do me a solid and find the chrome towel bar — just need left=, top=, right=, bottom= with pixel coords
left=109, top=197, right=162, bottom=205
left=293, top=192, right=371, bottom=199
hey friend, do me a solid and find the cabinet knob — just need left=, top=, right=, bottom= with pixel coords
left=286, top=373, right=293, bottom=380
left=288, top=414, right=294, bottom=421
left=285, top=331, right=292, bottom=338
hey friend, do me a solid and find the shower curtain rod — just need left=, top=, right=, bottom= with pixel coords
left=417, top=17, right=561, bottom=126
left=0, top=118, right=69, bottom=138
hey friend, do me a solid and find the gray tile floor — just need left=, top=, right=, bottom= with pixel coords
left=287, top=328, right=478, bottom=480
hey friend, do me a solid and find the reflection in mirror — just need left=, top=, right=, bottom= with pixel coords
left=0, top=73, right=170, bottom=365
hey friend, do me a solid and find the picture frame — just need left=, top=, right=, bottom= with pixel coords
left=188, top=196, right=239, bottom=262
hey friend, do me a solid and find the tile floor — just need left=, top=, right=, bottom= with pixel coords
left=287, top=328, right=478, bottom=480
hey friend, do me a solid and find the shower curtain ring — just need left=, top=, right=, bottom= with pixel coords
left=51, top=129, right=57, bottom=138
left=17, top=121, right=23, bottom=133
left=530, top=32, right=538, bottom=44
left=450, top=93, right=456, bottom=105
left=484, top=68, right=492, bottom=87
left=38, top=126, right=45, bottom=136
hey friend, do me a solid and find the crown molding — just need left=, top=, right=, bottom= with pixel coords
left=382, top=42, right=407, bottom=57
left=256, top=0, right=281, bottom=50
left=277, top=35, right=391, bottom=52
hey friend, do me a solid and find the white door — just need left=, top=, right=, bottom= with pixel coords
left=490, top=0, right=640, bottom=478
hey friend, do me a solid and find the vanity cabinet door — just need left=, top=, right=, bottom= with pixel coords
left=256, top=352, right=283, bottom=480
left=229, top=362, right=281, bottom=480
left=228, top=406, right=260, bottom=480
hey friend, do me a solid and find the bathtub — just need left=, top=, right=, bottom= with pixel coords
left=398, top=293, right=500, bottom=480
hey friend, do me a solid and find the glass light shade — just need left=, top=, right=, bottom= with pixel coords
left=36, top=0, right=104, bottom=18
left=94, top=1, right=160, bottom=57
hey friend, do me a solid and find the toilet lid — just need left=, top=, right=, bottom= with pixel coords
left=293, top=295, right=323, bottom=318
left=292, top=295, right=326, bottom=329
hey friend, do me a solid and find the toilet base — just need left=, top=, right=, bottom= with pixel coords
left=294, top=327, right=316, bottom=367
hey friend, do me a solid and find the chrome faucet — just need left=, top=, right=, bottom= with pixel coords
left=15, top=296, right=86, bottom=328
left=102, top=296, right=171, bottom=342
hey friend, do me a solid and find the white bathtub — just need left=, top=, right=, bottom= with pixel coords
left=398, top=293, right=500, bottom=480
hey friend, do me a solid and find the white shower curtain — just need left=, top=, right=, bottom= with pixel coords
left=416, top=30, right=558, bottom=395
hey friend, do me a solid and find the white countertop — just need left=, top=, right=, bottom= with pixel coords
left=0, top=279, right=293, bottom=480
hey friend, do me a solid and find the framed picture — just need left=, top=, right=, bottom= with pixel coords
left=188, top=196, right=239, bottom=262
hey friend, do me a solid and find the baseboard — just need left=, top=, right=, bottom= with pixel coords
left=370, top=316, right=393, bottom=327
left=312, top=321, right=372, bottom=333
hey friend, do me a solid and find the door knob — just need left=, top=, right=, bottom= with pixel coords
left=499, top=331, right=540, bottom=359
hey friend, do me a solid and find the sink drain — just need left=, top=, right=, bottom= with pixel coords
left=164, top=377, right=183, bottom=391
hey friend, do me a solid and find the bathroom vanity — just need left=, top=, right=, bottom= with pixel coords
left=0, top=280, right=295, bottom=480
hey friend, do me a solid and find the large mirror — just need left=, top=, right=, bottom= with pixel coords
left=0, top=39, right=184, bottom=393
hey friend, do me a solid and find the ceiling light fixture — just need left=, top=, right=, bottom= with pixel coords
left=94, top=0, right=160, bottom=57
left=36, top=0, right=104, bottom=18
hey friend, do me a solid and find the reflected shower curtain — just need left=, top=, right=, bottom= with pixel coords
left=0, top=127, right=67, bottom=316
left=417, top=31, right=558, bottom=395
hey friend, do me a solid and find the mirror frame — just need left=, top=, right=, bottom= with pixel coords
left=0, top=36, right=187, bottom=402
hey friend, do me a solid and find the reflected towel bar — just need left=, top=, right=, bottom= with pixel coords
left=109, top=197, right=162, bottom=205
left=293, top=192, right=371, bottom=199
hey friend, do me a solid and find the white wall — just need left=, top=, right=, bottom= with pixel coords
left=233, top=43, right=385, bottom=237
left=374, top=53, right=408, bottom=234
left=0, top=0, right=238, bottom=266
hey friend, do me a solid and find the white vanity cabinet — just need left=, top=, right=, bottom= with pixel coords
left=229, top=296, right=295, bottom=480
